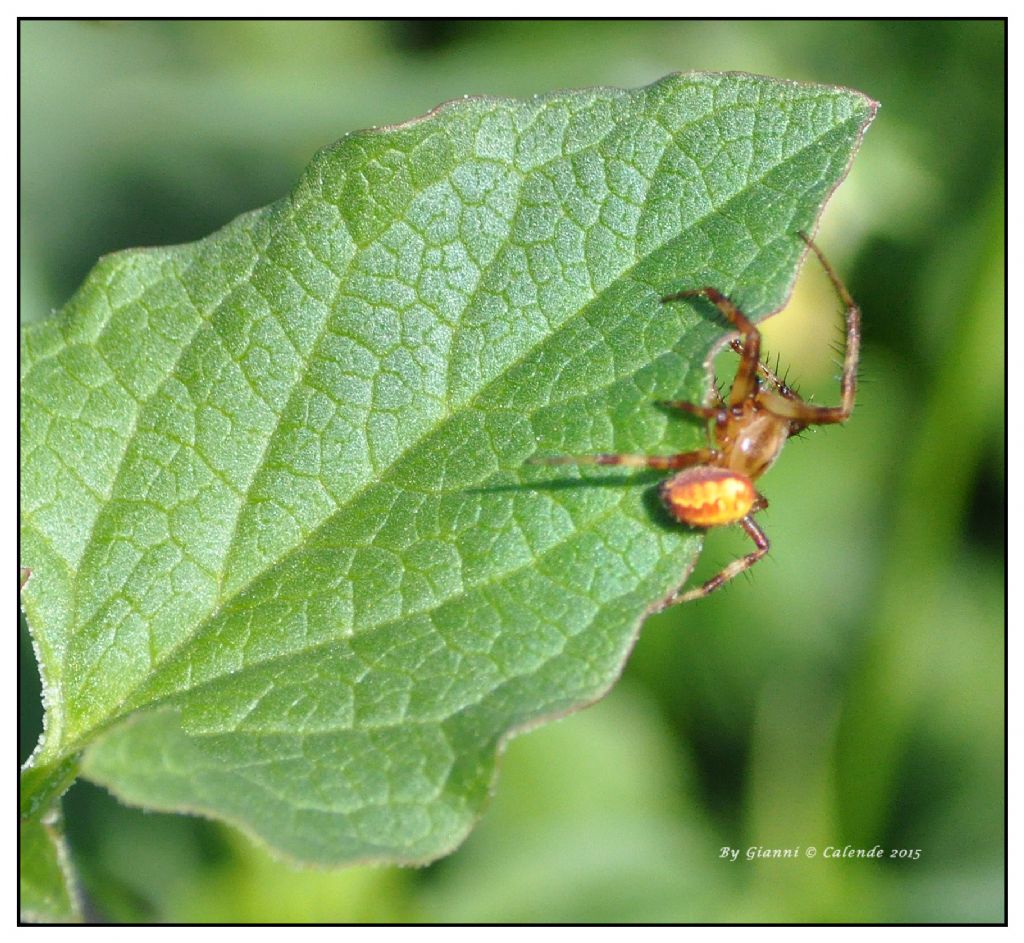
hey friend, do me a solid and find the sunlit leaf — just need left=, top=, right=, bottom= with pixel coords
left=21, top=73, right=875, bottom=866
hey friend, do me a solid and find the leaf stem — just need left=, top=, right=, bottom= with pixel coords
left=20, top=755, right=80, bottom=821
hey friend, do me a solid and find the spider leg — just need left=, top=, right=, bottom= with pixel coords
left=752, top=235, right=860, bottom=426
left=664, top=512, right=770, bottom=607
left=782, top=232, right=861, bottom=425
left=663, top=287, right=761, bottom=407
left=528, top=448, right=721, bottom=470
left=728, top=339, right=800, bottom=401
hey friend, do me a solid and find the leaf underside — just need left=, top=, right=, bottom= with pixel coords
left=21, top=73, right=876, bottom=866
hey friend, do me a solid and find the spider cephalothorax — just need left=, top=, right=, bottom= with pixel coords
left=530, top=233, right=860, bottom=608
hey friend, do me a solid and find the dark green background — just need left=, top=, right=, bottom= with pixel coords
left=20, top=20, right=1004, bottom=923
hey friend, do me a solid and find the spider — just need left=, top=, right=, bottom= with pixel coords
left=530, top=232, right=860, bottom=608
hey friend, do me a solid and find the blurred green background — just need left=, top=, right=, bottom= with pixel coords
left=20, top=20, right=1004, bottom=923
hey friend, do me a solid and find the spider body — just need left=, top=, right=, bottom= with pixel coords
left=659, top=466, right=759, bottom=528
left=529, top=233, right=860, bottom=608
left=712, top=398, right=794, bottom=478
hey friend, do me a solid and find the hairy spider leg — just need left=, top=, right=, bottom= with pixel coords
left=662, top=340, right=803, bottom=422
left=750, top=247, right=860, bottom=426
left=762, top=232, right=862, bottom=425
left=667, top=512, right=771, bottom=606
left=665, top=233, right=859, bottom=424
left=661, top=286, right=763, bottom=407
left=661, top=337, right=800, bottom=420
left=727, top=339, right=801, bottom=400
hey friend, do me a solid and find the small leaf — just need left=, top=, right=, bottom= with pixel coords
left=21, top=73, right=876, bottom=865
left=20, top=808, right=81, bottom=923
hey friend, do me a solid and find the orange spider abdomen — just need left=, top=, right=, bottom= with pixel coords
left=659, top=467, right=757, bottom=528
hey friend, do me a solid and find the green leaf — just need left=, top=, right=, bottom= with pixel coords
left=20, top=73, right=876, bottom=866
left=20, top=807, right=81, bottom=923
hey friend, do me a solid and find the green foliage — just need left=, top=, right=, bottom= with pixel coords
left=20, top=811, right=80, bottom=923
left=20, top=72, right=874, bottom=908
left=22, top=21, right=1007, bottom=925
